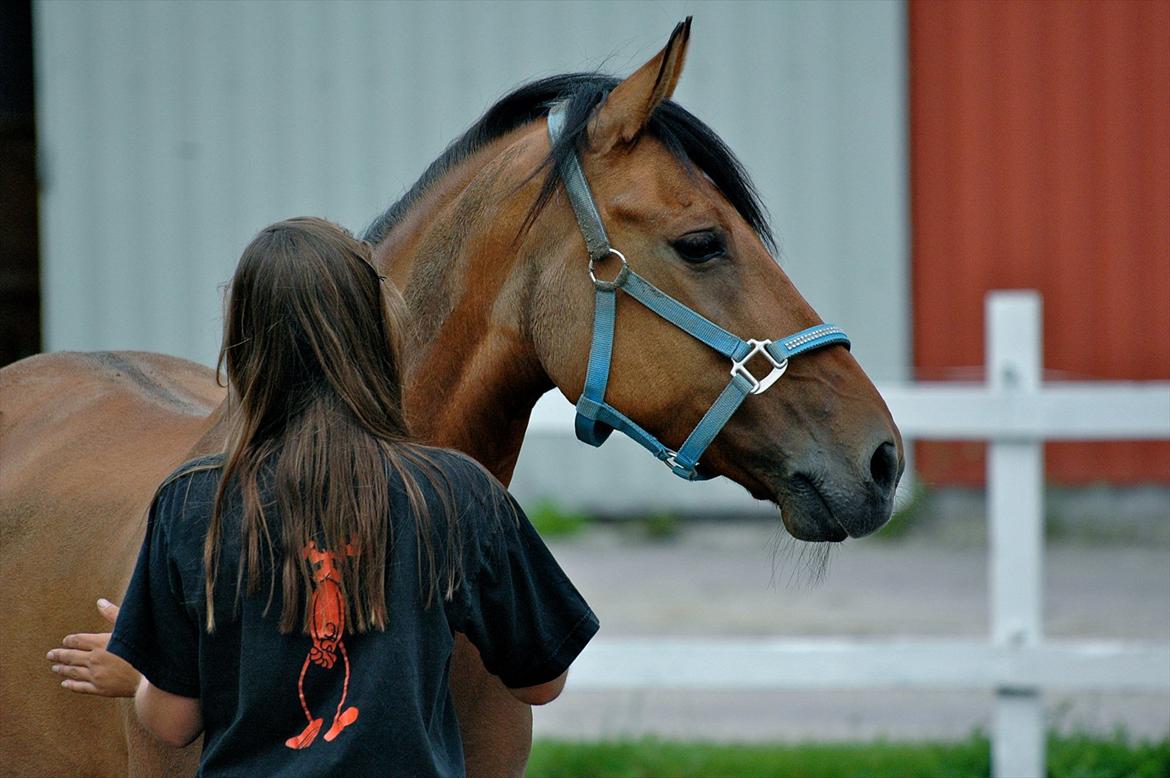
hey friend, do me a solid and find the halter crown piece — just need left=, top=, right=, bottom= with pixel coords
left=547, top=102, right=850, bottom=481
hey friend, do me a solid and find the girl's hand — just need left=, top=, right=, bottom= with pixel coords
left=47, top=599, right=140, bottom=698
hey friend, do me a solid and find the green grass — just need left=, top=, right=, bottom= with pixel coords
left=528, top=500, right=590, bottom=538
left=527, top=733, right=1170, bottom=778
left=527, top=500, right=684, bottom=542
left=637, top=511, right=681, bottom=541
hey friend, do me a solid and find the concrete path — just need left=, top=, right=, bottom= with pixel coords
left=533, top=522, right=1170, bottom=742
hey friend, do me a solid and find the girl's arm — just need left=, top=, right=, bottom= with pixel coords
left=134, top=675, right=203, bottom=748
left=506, top=670, right=567, bottom=706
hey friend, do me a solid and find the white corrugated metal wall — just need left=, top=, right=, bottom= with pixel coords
left=34, top=0, right=907, bottom=513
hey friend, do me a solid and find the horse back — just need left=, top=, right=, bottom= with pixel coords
left=1, top=352, right=222, bottom=776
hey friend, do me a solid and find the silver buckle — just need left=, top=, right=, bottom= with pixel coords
left=730, top=339, right=788, bottom=395
left=664, top=450, right=695, bottom=474
left=589, top=248, right=629, bottom=290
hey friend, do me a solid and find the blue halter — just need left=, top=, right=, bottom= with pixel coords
left=547, top=104, right=850, bottom=481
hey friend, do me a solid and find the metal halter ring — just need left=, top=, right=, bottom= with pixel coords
left=730, top=338, right=789, bottom=395
left=588, top=248, right=630, bottom=291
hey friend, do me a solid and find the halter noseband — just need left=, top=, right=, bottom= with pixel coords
left=547, top=103, right=850, bottom=481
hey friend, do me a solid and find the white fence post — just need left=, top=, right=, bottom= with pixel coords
left=988, top=292, right=1045, bottom=778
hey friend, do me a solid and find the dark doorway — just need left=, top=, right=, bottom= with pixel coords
left=0, top=0, right=41, bottom=366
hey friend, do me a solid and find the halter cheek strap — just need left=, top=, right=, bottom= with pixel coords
left=547, top=102, right=850, bottom=481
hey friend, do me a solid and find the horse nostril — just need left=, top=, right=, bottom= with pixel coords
left=869, top=441, right=899, bottom=494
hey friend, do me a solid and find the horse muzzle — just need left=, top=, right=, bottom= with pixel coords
left=776, top=436, right=903, bottom=542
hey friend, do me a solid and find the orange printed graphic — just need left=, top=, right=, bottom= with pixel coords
left=285, top=540, right=361, bottom=750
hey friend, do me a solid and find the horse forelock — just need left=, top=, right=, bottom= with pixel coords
left=362, top=73, right=774, bottom=253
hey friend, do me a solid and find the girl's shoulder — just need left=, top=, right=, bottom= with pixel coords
left=158, top=452, right=225, bottom=492
left=392, top=444, right=503, bottom=495
left=151, top=454, right=225, bottom=525
left=144, top=454, right=225, bottom=542
left=388, top=444, right=518, bottom=528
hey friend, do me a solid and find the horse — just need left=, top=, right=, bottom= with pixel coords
left=0, top=19, right=901, bottom=777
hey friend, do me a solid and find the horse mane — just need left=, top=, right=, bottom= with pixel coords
left=362, top=73, right=774, bottom=252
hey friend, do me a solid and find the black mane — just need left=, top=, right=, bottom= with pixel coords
left=362, top=73, right=774, bottom=252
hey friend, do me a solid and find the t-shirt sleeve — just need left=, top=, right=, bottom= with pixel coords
left=108, top=479, right=201, bottom=699
left=447, top=471, right=598, bottom=690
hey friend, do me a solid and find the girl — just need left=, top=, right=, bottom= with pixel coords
left=91, top=218, right=596, bottom=775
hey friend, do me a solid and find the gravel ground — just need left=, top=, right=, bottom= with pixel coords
left=532, top=522, right=1170, bottom=742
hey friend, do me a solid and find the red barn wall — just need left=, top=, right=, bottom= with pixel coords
left=909, top=0, right=1170, bottom=486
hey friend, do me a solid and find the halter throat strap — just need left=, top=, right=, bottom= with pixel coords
left=547, top=102, right=850, bottom=480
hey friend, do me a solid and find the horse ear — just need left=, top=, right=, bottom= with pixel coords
left=588, top=17, right=692, bottom=155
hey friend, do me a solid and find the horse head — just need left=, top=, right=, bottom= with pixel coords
left=373, top=19, right=903, bottom=542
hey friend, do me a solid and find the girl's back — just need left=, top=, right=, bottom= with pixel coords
left=113, top=447, right=596, bottom=778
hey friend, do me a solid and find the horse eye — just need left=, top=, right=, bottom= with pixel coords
left=672, top=230, right=727, bottom=263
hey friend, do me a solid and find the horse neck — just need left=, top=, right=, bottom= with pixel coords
left=372, top=129, right=553, bottom=484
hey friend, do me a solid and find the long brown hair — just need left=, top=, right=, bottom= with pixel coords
left=202, top=217, right=462, bottom=634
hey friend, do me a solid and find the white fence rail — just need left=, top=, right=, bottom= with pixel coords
left=571, top=639, right=1170, bottom=692
left=557, top=291, right=1170, bottom=778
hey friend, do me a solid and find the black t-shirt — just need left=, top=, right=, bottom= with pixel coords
left=109, top=448, right=598, bottom=777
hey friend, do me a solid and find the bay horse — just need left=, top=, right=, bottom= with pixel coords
left=0, top=20, right=901, bottom=777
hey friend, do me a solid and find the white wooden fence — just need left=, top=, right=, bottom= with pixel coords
left=550, top=291, right=1170, bottom=778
